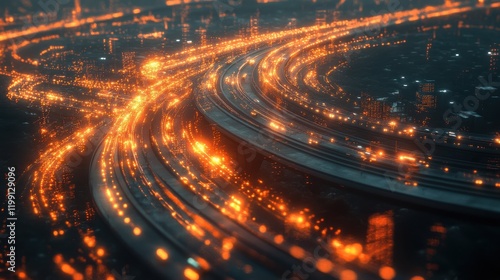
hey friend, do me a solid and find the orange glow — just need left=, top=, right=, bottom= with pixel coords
left=379, top=266, right=396, bottom=280
left=316, top=258, right=334, bottom=273
left=53, top=254, right=63, bottom=265
left=399, top=155, right=416, bottom=162
left=289, top=246, right=305, bottom=258
left=259, top=225, right=267, bottom=233
left=222, top=238, right=234, bottom=251
left=7, top=5, right=499, bottom=280
left=288, top=213, right=310, bottom=229
left=222, top=251, right=231, bottom=260
left=410, top=276, right=425, bottom=280
left=156, top=248, right=169, bottom=261
left=344, top=243, right=362, bottom=256
left=18, top=272, right=27, bottom=279
left=211, top=156, right=222, bottom=165
left=339, top=243, right=363, bottom=262
left=340, top=270, right=357, bottom=280
left=133, top=227, right=142, bottom=236
left=83, top=236, right=95, bottom=248
left=358, top=253, right=371, bottom=264
left=274, top=234, right=284, bottom=244
left=331, top=239, right=342, bottom=248
left=61, top=263, right=75, bottom=275
left=184, top=268, right=200, bottom=280
left=96, top=248, right=105, bottom=257
left=196, top=257, right=211, bottom=270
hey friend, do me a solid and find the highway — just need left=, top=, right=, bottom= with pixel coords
left=83, top=1, right=500, bottom=279
left=196, top=27, right=500, bottom=219
left=3, top=0, right=498, bottom=278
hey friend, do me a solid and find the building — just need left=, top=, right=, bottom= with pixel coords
left=104, top=38, right=119, bottom=55
left=489, top=43, right=499, bottom=78
left=361, top=93, right=391, bottom=120
left=82, top=55, right=108, bottom=81
left=121, top=51, right=136, bottom=74
left=366, top=211, right=394, bottom=266
left=416, top=80, right=437, bottom=112
left=315, top=9, right=327, bottom=26
left=196, top=27, right=207, bottom=47
left=425, top=223, right=446, bottom=278
left=182, top=23, right=191, bottom=47
left=390, top=101, right=414, bottom=123
left=250, top=13, right=259, bottom=37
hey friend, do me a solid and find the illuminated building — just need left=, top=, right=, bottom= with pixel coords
left=182, top=23, right=191, bottom=47
left=419, top=80, right=435, bottom=93
left=38, top=104, right=51, bottom=142
left=416, top=80, right=437, bottom=112
left=211, top=124, right=221, bottom=154
left=83, top=55, right=108, bottom=82
left=178, top=3, right=191, bottom=47
left=315, top=10, right=327, bottom=26
left=361, top=93, right=391, bottom=120
left=426, top=38, right=433, bottom=61
left=61, top=168, right=74, bottom=189
left=250, top=13, right=259, bottom=37
left=332, top=10, right=340, bottom=22
left=104, top=38, right=119, bottom=54
left=163, top=17, right=170, bottom=30
left=196, top=27, right=207, bottom=47
left=121, top=51, right=136, bottom=74
left=120, top=51, right=139, bottom=87
left=425, top=223, right=446, bottom=278
left=489, top=43, right=499, bottom=77
left=271, top=161, right=284, bottom=178
left=365, top=211, right=394, bottom=266
left=390, top=101, right=414, bottom=123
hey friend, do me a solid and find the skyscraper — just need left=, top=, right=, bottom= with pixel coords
left=196, top=27, right=207, bottom=47
left=366, top=211, right=394, bottom=266
left=361, top=93, right=391, bottom=120
left=315, top=10, right=327, bottom=26
left=489, top=43, right=499, bottom=77
left=416, top=80, right=437, bottom=112
left=121, top=51, right=136, bottom=73
left=250, top=13, right=259, bottom=37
